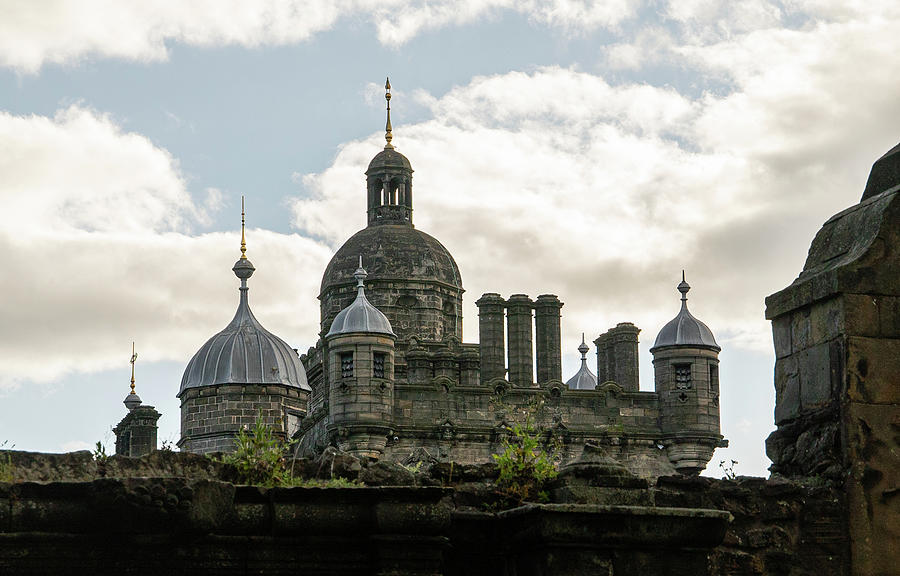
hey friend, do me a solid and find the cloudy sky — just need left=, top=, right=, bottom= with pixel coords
left=1, top=1, right=898, bottom=476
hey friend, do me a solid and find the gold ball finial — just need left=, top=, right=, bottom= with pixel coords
left=384, top=76, right=394, bottom=150
left=240, top=196, right=247, bottom=259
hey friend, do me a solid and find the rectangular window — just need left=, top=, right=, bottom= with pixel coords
left=340, top=352, right=354, bottom=378
left=709, top=364, right=719, bottom=393
left=674, top=364, right=692, bottom=389
left=373, top=352, right=386, bottom=379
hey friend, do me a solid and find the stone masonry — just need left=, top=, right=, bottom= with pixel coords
left=765, top=143, right=900, bottom=576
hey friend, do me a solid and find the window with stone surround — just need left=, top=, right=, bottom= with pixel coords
left=674, top=364, right=692, bottom=389
left=709, top=364, right=719, bottom=393
left=340, top=352, right=354, bottom=378
left=373, top=352, right=386, bottom=379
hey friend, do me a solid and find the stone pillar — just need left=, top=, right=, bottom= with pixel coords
left=764, top=145, right=900, bottom=576
left=611, top=322, right=640, bottom=392
left=506, top=294, right=534, bottom=386
left=476, top=293, right=506, bottom=382
left=534, top=294, right=563, bottom=384
left=594, top=332, right=610, bottom=383
left=594, top=323, right=640, bottom=390
left=114, top=405, right=161, bottom=458
left=459, top=347, right=481, bottom=387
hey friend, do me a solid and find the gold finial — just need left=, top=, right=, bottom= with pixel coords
left=240, top=196, right=247, bottom=259
left=384, top=77, right=394, bottom=150
left=129, top=342, right=138, bottom=395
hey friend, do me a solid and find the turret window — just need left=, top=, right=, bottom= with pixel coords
left=709, top=364, right=719, bottom=393
left=340, top=352, right=354, bottom=378
left=374, top=352, right=386, bottom=379
left=674, top=364, right=692, bottom=389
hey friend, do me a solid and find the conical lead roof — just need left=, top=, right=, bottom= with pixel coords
left=326, top=258, right=395, bottom=338
left=179, top=204, right=309, bottom=395
left=651, top=273, right=719, bottom=352
left=566, top=334, right=598, bottom=390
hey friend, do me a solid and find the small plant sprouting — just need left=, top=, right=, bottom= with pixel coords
left=217, top=413, right=364, bottom=488
left=719, top=459, right=739, bottom=480
left=92, top=441, right=109, bottom=463
left=492, top=400, right=560, bottom=506
left=219, top=414, right=293, bottom=487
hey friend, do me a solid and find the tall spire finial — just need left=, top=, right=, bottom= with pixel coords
left=384, top=77, right=394, bottom=150
left=129, top=342, right=137, bottom=395
left=240, top=195, right=247, bottom=259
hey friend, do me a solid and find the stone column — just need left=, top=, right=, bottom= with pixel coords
left=476, top=293, right=506, bottom=382
left=594, top=332, right=610, bottom=383
left=611, top=322, right=641, bottom=392
left=506, top=294, right=534, bottom=386
left=534, top=294, right=563, bottom=384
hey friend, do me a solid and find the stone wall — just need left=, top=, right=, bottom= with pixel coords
left=0, top=450, right=852, bottom=575
left=764, top=150, right=900, bottom=576
left=179, top=383, right=307, bottom=453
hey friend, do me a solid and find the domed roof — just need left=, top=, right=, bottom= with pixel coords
left=179, top=255, right=310, bottom=396
left=566, top=335, right=598, bottom=390
left=367, top=148, right=412, bottom=173
left=326, top=261, right=395, bottom=338
left=651, top=275, right=720, bottom=352
left=320, top=224, right=463, bottom=294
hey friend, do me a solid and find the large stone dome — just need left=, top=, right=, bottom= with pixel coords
left=320, top=225, right=462, bottom=294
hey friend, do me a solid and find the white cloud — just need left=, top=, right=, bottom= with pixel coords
left=0, top=0, right=637, bottom=73
left=293, top=2, right=900, bottom=358
left=0, top=106, right=332, bottom=390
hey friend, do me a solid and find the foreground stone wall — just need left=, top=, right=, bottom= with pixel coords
left=0, top=450, right=854, bottom=575
left=765, top=181, right=900, bottom=575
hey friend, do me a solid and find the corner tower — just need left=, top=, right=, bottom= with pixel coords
left=178, top=201, right=310, bottom=453
left=319, top=79, right=463, bottom=377
left=651, top=273, right=724, bottom=475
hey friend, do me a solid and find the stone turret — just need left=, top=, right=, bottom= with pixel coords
left=325, top=260, right=396, bottom=459
left=114, top=348, right=160, bottom=458
left=178, top=205, right=309, bottom=454
left=651, top=274, right=723, bottom=475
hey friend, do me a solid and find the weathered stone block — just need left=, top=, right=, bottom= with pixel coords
left=791, top=308, right=812, bottom=352
left=846, top=336, right=900, bottom=404
left=799, top=343, right=833, bottom=410
left=774, top=356, right=800, bottom=425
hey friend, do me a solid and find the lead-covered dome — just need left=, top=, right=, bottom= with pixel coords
left=327, top=261, right=395, bottom=337
left=651, top=275, right=720, bottom=351
left=179, top=256, right=310, bottom=396
left=566, top=335, right=598, bottom=390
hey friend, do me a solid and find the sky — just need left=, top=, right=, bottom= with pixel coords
left=1, top=1, right=899, bottom=477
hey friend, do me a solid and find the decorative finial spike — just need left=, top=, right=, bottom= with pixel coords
left=677, top=271, right=691, bottom=302
left=384, top=77, right=394, bottom=150
left=129, top=342, right=137, bottom=395
left=577, top=333, right=590, bottom=357
left=240, top=196, right=247, bottom=259
left=353, top=255, right=368, bottom=289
